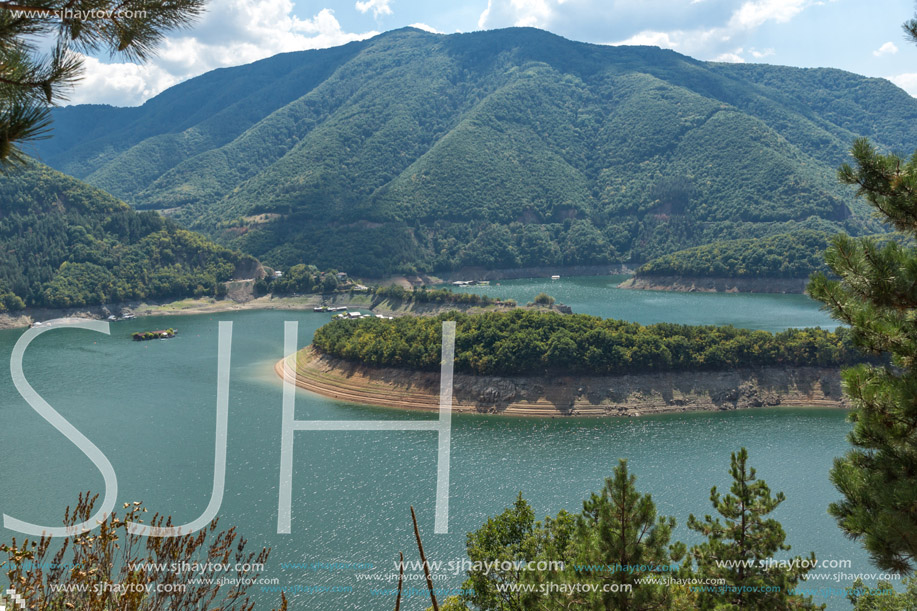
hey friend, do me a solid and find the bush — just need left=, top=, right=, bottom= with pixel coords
left=532, top=292, right=555, bottom=306
left=0, top=492, right=285, bottom=611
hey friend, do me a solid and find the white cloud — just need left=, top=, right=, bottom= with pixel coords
left=728, top=0, right=810, bottom=29
left=477, top=0, right=491, bottom=28
left=408, top=22, right=441, bottom=33
left=610, top=30, right=680, bottom=49
left=714, top=48, right=746, bottom=62
left=609, top=26, right=723, bottom=58
left=873, top=41, right=899, bottom=57
left=478, top=0, right=554, bottom=29
left=65, top=1, right=377, bottom=106
left=511, top=0, right=553, bottom=27
left=480, top=0, right=816, bottom=63
left=69, top=56, right=178, bottom=106
left=355, top=0, right=393, bottom=18
left=889, top=73, right=917, bottom=97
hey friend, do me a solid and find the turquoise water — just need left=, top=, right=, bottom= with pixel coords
left=439, top=275, right=837, bottom=331
left=0, top=284, right=879, bottom=610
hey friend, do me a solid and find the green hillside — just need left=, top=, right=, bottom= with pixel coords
left=635, top=230, right=834, bottom=279
left=635, top=229, right=914, bottom=280
left=33, top=27, right=917, bottom=276
left=0, top=162, right=259, bottom=310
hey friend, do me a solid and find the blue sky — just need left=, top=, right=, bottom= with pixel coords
left=71, top=0, right=917, bottom=106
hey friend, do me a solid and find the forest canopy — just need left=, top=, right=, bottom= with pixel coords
left=0, top=162, right=257, bottom=310
left=636, top=230, right=834, bottom=279
left=34, top=28, right=916, bottom=276
left=311, top=309, right=863, bottom=376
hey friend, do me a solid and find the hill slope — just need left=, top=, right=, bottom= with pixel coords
left=0, top=162, right=259, bottom=310
left=31, top=28, right=917, bottom=276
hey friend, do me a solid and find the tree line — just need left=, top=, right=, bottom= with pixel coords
left=312, top=309, right=863, bottom=376
left=440, top=449, right=828, bottom=610
left=0, top=163, right=254, bottom=311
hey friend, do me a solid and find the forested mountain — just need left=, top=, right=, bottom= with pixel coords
left=31, top=27, right=917, bottom=276
left=0, top=162, right=259, bottom=310
left=636, top=230, right=834, bottom=279
left=634, top=229, right=913, bottom=279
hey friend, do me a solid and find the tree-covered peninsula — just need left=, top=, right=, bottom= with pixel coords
left=633, top=229, right=912, bottom=282
left=635, top=230, right=834, bottom=279
left=311, top=310, right=862, bottom=376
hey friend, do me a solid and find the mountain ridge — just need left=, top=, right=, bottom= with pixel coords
left=31, top=27, right=917, bottom=276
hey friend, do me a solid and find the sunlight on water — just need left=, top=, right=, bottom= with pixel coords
left=0, top=282, right=862, bottom=609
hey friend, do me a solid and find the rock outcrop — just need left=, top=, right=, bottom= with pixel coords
left=276, top=348, right=848, bottom=417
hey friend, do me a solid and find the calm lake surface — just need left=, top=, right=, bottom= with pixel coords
left=440, top=274, right=838, bottom=331
left=0, top=280, right=876, bottom=609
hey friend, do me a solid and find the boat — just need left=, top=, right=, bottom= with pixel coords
left=313, top=306, right=327, bottom=312
left=551, top=275, right=561, bottom=280
left=132, top=329, right=177, bottom=341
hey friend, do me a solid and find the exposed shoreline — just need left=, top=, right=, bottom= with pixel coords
left=618, top=275, right=808, bottom=294
left=0, top=295, right=343, bottom=330
left=0, top=293, right=513, bottom=331
left=0, top=269, right=809, bottom=331
left=276, top=348, right=848, bottom=417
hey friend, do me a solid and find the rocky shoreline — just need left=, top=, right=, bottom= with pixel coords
left=277, top=348, right=848, bottom=417
left=618, top=275, right=809, bottom=294
left=0, top=292, right=534, bottom=331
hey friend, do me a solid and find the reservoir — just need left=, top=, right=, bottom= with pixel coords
left=0, top=280, right=869, bottom=609
left=439, top=274, right=837, bottom=331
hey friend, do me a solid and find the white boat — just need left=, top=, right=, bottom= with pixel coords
left=551, top=275, right=560, bottom=280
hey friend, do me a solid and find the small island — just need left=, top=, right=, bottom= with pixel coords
left=132, top=328, right=177, bottom=341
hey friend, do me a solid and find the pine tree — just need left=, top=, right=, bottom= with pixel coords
left=572, top=459, right=687, bottom=610
left=807, top=138, right=917, bottom=573
left=847, top=577, right=917, bottom=610
left=687, top=448, right=822, bottom=610
left=804, top=6, right=917, bottom=576
left=460, top=461, right=692, bottom=611
left=0, top=0, right=205, bottom=164
left=462, top=492, right=540, bottom=611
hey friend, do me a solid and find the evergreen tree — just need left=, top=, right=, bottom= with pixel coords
left=687, top=448, right=822, bottom=610
left=806, top=7, right=917, bottom=575
left=807, top=138, right=917, bottom=573
left=847, top=577, right=917, bottom=610
left=0, top=0, right=205, bottom=163
left=460, top=461, right=691, bottom=611
left=461, top=492, right=541, bottom=611
left=572, top=459, right=687, bottom=610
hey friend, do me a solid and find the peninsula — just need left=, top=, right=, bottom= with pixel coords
left=276, top=310, right=861, bottom=417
